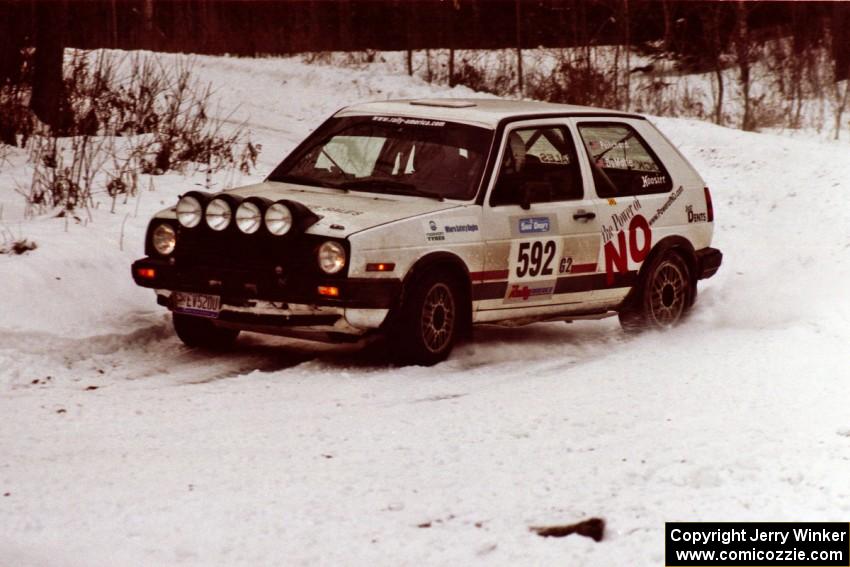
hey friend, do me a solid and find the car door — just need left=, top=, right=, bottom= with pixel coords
left=475, top=119, right=603, bottom=320
left=568, top=117, right=683, bottom=308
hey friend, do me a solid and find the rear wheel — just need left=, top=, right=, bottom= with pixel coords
left=619, top=252, right=692, bottom=332
left=390, top=272, right=460, bottom=366
left=172, top=313, right=240, bottom=349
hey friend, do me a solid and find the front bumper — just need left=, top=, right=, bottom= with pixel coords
left=695, top=247, right=723, bottom=279
left=132, top=257, right=400, bottom=339
left=132, top=257, right=401, bottom=309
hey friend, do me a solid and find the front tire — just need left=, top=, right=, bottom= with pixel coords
left=172, top=313, right=240, bottom=349
left=619, top=252, right=692, bottom=332
left=390, top=272, right=460, bottom=366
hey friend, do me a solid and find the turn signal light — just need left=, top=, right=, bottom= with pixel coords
left=317, top=286, right=340, bottom=297
left=366, top=262, right=395, bottom=272
left=136, top=267, right=156, bottom=279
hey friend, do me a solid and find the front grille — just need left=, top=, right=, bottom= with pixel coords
left=174, top=225, right=318, bottom=276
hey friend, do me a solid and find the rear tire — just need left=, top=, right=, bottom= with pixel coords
left=172, top=313, right=240, bottom=349
left=389, top=272, right=460, bottom=366
left=618, top=251, right=692, bottom=332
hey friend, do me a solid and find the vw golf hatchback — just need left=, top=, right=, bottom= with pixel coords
left=133, top=98, right=722, bottom=365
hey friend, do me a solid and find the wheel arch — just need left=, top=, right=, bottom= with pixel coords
left=395, top=251, right=473, bottom=335
left=623, top=235, right=698, bottom=308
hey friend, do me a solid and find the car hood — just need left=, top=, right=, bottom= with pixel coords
left=161, top=181, right=463, bottom=238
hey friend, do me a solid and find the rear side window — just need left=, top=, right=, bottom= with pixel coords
left=577, top=123, right=672, bottom=198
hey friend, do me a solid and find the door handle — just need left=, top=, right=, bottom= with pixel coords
left=573, top=210, right=596, bottom=221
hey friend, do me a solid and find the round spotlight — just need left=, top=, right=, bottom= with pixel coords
left=176, top=195, right=202, bottom=228
left=235, top=201, right=262, bottom=234
left=152, top=223, right=177, bottom=255
left=318, top=241, right=346, bottom=274
left=205, top=198, right=232, bottom=231
left=265, top=202, right=293, bottom=236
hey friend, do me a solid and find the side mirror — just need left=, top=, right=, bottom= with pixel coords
left=519, top=181, right=552, bottom=210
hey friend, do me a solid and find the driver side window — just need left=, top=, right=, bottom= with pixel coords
left=489, top=126, right=582, bottom=207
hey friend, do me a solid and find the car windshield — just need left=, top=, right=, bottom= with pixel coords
left=267, top=115, right=493, bottom=200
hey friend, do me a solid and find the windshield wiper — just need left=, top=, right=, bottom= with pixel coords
left=272, top=174, right=342, bottom=190
left=339, top=179, right=444, bottom=201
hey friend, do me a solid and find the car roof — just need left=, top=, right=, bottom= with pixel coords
left=336, top=98, right=643, bottom=128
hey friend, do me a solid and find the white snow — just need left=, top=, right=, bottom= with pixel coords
left=1, top=51, right=849, bottom=567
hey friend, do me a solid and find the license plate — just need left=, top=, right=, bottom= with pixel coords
left=172, top=292, right=221, bottom=318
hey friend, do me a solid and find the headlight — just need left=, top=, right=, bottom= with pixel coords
left=152, top=223, right=176, bottom=255
left=235, top=201, right=262, bottom=234
left=318, top=241, right=346, bottom=274
left=265, top=202, right=293, bottom=236
left=205, top=198, right=232, bottom=231
left=176, top=195, right=202, bottom=228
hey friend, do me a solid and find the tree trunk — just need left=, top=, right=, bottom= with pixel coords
left=735, top=1, right=753, bottom=131
left=703, top=5, right=725, bottom=125
left=661, top=0, right=672, bottom=52
left=715, top=65, right=724, bottom=125
left=834, top=70, right=850, bottom=140
left=516, top=0, right=523, bottom=96
left=31, top=0, right=71, bottom=134
left=624, top=0, right=631, bottom=111
left=143, top=0, right=155, bottom=39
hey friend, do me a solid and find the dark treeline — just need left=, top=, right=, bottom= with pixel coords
left=1, top=0, right=850, bottom=137
left=1, top=1, right=848, bottom=70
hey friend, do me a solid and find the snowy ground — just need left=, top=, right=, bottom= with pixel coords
left=1, top=52, right=849, bottom=567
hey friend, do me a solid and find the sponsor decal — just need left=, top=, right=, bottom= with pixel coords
left=598, top=156, right=637, bottom=169
left=504, top=280, right=556, bottom=303
left=373, top=116, right=446, bottom=127
left=312, top=205, right=364, bottom=217
left=603, top=214, right=651, bottom=286
left=686, top=204, right=708, bottom=223
left=423, top=217, right=480, bottom=242
left=600, top=187, right=684, bottom=286
left=601, top=198, right=642, bottom=245
left=444, top=223, right=479, bottom=234
left=589, top=139, right=631, bottom=151
left=647, top=186, right=684, bottom=226
left=425, top=222, right=445, bottom=242
left=518, top=216, right=551, bottom=234
left=641, top=174, right=666, bottom=188
left=538, top=152, right=569, bottom=164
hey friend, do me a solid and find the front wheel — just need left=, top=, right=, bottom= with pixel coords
left=389, top=273, right=460, bottom=366
left=619, top=252, right=692, bottom=332
left=172, top=313, right=240, bottom=349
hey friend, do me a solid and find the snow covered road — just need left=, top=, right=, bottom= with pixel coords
left=1, top=53, right=849, bottom=566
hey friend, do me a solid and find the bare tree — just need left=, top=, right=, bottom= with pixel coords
left=622, top=0, right=631, bottom=111
left=31, top=0, right=72, bottom=133
left=516, top=0, right=523, bottom=96
left=701, top=4, right=726, bottom=125
left=733, top=1, right=755, bottom=131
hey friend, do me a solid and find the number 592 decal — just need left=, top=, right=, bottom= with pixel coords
left=515, top=240, right=556, bottom=278
left=510, top=237, right=568, bottom=282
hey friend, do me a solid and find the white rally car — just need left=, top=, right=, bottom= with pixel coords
left=133, top=98, right=722, bottom=365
